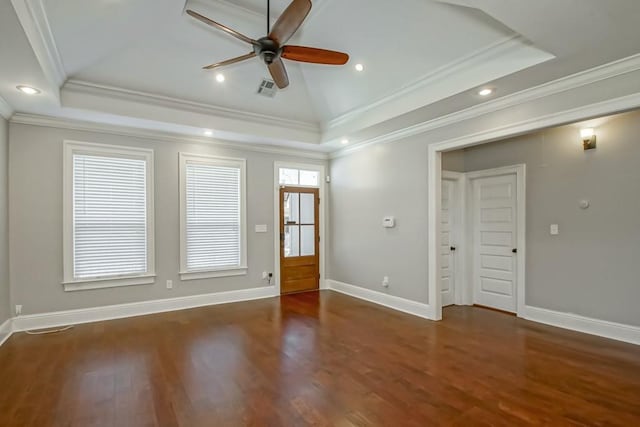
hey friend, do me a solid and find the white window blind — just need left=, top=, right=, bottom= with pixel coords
left=73, top=154, right=148, bottom=279
left=185, top=161, right=242, bottom=272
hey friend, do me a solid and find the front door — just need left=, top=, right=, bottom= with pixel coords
left=280, top=187, right=320, bottom=294
left=471, top=173, right=518, bottom=313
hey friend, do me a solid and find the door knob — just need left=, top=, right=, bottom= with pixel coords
left=450, top=246, right=456, bottom=251
left=512, top=248, right=518, bottom=254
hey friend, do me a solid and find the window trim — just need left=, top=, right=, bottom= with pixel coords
left=179, top=153, right=248, bottom=281
left=62, top=140, right=155, bottom=292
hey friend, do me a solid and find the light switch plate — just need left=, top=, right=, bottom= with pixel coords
left=255, top=224, right=268, bottom=233
left=550, top=224, right=559, bottom=235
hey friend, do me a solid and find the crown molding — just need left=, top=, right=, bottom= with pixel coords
left=427, top=92, right=640, bottom=153
left=0, top=96, right=13, bottom=120
left=10, top=0, right=66, bottom=88
left=10, top=113, right=329, bottom=160
left=330, top=52, right=640, bottom=158
left=323, top=35, right=546, bottom=133
left=63, top=80, right=320, bottom=134
left=336, top=91, right=640, bottom=161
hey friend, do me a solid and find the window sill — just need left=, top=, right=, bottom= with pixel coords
left=63, top=274, right=156, bottom=292
left=180, top=267, right=248, bottom=281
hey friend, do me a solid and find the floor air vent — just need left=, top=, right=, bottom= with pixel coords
left=257, top=79, right=278, bottom=98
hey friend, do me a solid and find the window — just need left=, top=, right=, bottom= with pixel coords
left=63, top=141, right=155, bottom=291
left=279, top=168, right=320, bottom=187
left=180, top=153, right=247, bottom=280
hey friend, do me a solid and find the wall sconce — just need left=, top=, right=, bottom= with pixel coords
left=580, top=128, right=596, bottom=150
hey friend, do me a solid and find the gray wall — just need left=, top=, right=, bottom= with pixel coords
left=0, top=118, right=9, bottom=324
left=9, top=123, right=326, bottom=315
left=441, top=148, right=465, bottom=172
left=446, top=110, right=640, bottom=326
left=330, top=109, right=640, bottom=326
left=329, top=138, right=430, bottom=303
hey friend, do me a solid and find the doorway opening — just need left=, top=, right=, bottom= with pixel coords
left=438, top=162, right=526, bottom=317
left=426, top=129, right=528, bottom=319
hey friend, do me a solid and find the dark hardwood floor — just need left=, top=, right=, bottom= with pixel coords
left=1, top=291, right=639, bottom=426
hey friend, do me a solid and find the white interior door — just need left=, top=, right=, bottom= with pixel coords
left=472, top=173, right=518, bottom=313
left=441, top=176, right=457, bottom=307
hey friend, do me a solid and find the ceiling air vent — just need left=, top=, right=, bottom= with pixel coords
left=257, top=79, right=278, bottom=98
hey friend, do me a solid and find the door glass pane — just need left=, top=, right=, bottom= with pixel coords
left=283, top=192, right=299, bottom=224
left=279, top=168, right=299, bottom=185
left=300, top=193, right=315, bottom=224
left=299, top=170, right=319, bottom=187
left=301, top=225, right=315, bottom=256
left=285, top=225, right=299, bottom=257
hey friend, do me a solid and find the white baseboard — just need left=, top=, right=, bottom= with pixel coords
left=327, top=279, right=433, bottom=319
left=0, top=318, right=12, bottom=347
left=5, top=285, right=637, bottom=348
left=10, top=286, right=278, bottom=334
left=522, top=306, right=640, bottom=346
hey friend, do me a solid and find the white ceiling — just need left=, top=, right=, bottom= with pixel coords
left=41, top=0, right=550, bottom=124
left=1, top=0, right=640, bottom=150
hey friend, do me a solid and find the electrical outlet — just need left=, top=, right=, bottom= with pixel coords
left=15, top=305, right=22, bottom=316
left=166, top=280, right=173, bottom=289
left=262, top=271, right=268, bottom=279
left=382, top=276, right=390, bottom=288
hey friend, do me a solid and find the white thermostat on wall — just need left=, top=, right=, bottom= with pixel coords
left=383, top=216, right=396, bottom=228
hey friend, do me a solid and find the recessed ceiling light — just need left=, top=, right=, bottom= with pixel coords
left=341, top=138, right=349, bottom=145
left=204, top=130, right=213, bottom=137
left=354, top=64, right=364, bottom=72
left=16, top=85, right=40, bottom=95
left=215, top=73, right=225, bottom=83
left=478, top=88, right=493, bottom=97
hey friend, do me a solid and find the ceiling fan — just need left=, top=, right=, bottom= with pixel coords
left=186, top=0, right=349, bottom=89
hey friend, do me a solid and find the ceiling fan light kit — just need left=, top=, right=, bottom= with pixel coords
left=187, top=0, right=349, bottom=89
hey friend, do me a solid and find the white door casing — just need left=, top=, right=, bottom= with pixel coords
left=470, top=171, right=519, bottom=313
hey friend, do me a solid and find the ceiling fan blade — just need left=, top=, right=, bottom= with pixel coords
left=268, top=0, right=311, bottom=46
left=186, top=10, right=257, bottom=46
left=281, top=46, right=349, bottom=65
left=268, top=58, right=290, bottom=89
left=203, top=52, right=257, bottom=70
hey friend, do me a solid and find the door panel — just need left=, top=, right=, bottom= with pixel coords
left=280, top=187, right=319, bottom=294
left=472, top=174, right=517, bottom=313
left=441, top=178, right=456, bottom=307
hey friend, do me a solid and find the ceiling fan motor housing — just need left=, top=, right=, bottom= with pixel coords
left=255, top=37, right=280, bottom=64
